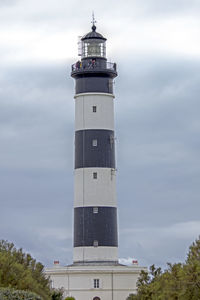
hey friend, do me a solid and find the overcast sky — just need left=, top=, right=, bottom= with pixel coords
left=1, top=0, right=200, bottom=269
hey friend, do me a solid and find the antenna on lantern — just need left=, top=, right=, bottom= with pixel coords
left=91, top=11, right=97, bottom=31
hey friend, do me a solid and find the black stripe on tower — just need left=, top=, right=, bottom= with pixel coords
left=75, top=129, right=115, bottom=169
left=74, top=207, right=118, bottom=247
left=71, top=57, right=117, bottom=94
left=74, top=76, right=114, bottom=94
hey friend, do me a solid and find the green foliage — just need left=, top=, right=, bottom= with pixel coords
left=0, top=287, right=42, bottom=299
left=127, top=236, right=200, bottom=300
left=51, top=289, right=64, bottom=300
left=64, top=297, right=76, bottom=300
left=0, top=240, right=51, bottom=300
left=126, top=294, right=138, bottom=300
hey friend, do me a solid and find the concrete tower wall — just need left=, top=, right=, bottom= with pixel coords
left=73, top=247, right=118, bottom=263
left=75, top=93, right=115, bottom=131
left=73, top=90, right=118, bottom=263
left=74, top=168, right=117, bottom=208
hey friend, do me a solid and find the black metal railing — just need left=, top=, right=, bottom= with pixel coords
left=71, top=61, right=117, bottom=72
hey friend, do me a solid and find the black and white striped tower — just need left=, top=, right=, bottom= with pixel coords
left=71, top=21, right=118, bottom=265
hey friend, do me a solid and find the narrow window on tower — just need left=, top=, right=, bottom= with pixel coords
left=92, top=106, right=97, bottom=112
left=92, top=139, right=98, bottom=147
left=93, top=240, right=98, bottom=247
left=93, top=207, right=98, bottom=214
left=93, top=279, right=100, bottom=288
left=93, top=172, right=97, bottom=179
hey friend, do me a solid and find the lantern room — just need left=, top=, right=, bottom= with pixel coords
left=80, top=25, right=106, bottom=58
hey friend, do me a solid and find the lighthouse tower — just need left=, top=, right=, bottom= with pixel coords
left=45, top=21, right=147, bottom=300
left=71, top=22, right=118, bottom=265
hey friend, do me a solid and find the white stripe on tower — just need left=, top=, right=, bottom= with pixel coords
left=74, top=168, right=116, bottom=208
left=75, top=93, right=114, bottom=131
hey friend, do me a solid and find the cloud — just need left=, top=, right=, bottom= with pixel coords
left=0, top=63, right=74, bottom=170
left=1, top=0, right=200, bottom=65
left=0, top=0, right=20, bottom=7
left=119, top=221, right=200, bottom=267
left=1, top=53, right=200, bottom=269
left=119, top=257, right=138, bottom=266
left=134, top=0, right=200, bottom=17
left=0, top=0, right=199, bottom=270
left=1, top=225, right=73, bottom=267
left=0, top=61, right=74, bottom=266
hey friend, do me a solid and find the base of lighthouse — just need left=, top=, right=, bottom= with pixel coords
left=45, top=263, right=147, bottom=300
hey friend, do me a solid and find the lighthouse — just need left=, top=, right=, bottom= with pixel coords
left=71, top=21, right=118, bottom=265
left=45, top=21, right=147, bottom=300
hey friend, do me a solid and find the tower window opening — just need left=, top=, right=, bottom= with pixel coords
left=93, top=207, right=98, bottom=213
left=93, top=106, right=97, bottom=112
left=93, top=240, right=98, bottom=247
left=110, top=134, right=115, bottom=145
left=92, top=139, right=98, bottom=147
left=93, top=172, right=97, bottom=179
left=93, top=279, right=100, bottom=288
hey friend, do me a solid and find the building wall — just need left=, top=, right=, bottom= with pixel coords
left=47, top=265, right=145, bottom=300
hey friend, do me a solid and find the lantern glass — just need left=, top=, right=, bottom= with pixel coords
left=82, top=39, right=106, bottom=58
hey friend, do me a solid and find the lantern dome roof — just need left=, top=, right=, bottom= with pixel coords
left=81, top=25, right=106, bottom=41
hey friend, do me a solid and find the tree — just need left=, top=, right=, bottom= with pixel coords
left=127, top=237, right=200, bottom=300
left=126, top=294, right=138, bottom=300
left=186, top=236, right=200, bottom=265
left=0, top=287, right=42, bottom=300
left=0, top=240, right=51, bottom=300
left=183, top=237, right=200, bottom=299
left=51, top=289, right=64, bottom=300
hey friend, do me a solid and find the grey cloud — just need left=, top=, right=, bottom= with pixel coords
left=134, top=0, right=200, bottom=17
left=115, top=55, right=200, bottom=248
left=0, top=62, right=74, bottom=170
left=0, top=2, right=199, bottom=269
left=119, top=221, right=200, bottom=268
left=1, top=54, right=200, bottom=268
left=1, top=0, right=200, bottom=31
left=0, top=0, right=20, bottom=7
left=1, top=225, right=73, bottom=267
left=0, top=62, right=74, bottom=268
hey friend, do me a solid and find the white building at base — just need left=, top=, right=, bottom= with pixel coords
left=46, top=263, right=146, bottom=300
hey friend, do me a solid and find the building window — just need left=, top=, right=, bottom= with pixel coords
left=93, top=172, right=97, bottom=179
left=94, top=279, right=100, bottom=289
left=93, top=240, right=98, bottom=247
left=92, top=139, right=98, bottom=147
left=93, top=207, right=98, bottom=214
left=93, top=106, right=97, bottom=112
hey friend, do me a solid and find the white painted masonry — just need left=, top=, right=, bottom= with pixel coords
left=75, top=93, right=115, bottom=131
left=74, top=168, right=117, bottom=208
left=45, top=264, right=147, bottom=300
left=73, top=247, right=118, bottom=263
